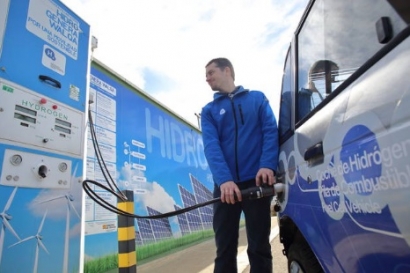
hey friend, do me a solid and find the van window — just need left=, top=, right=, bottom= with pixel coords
left=296, top=0, right=407, bottom=122
left=278, top=49, right=292, bottom=139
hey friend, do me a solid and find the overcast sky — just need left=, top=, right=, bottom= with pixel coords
left=62, top=0, right=309, bottom=128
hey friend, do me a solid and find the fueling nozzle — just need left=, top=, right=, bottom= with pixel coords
left=237, top=183, right=285, bottom=201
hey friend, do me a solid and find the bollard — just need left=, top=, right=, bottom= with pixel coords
left=117, top=190, right=137, bottom=273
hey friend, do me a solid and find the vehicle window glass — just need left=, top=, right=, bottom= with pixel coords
left=296, top=0, right=407, bottom=122
left=278, top=49, right=292, bottom=139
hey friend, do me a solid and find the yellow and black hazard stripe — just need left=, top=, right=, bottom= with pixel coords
left=117, top=190, right=137, bottom=273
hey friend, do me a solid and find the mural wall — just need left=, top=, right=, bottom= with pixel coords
left=83, top=59, right=213, bottom=260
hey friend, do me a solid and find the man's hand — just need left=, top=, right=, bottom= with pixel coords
left=220, top=181, right=241, bottom=204
left=256, top=168, right=275, bottom=186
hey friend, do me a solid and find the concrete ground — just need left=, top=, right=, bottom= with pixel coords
left=133, top=217, right=288, bottom=273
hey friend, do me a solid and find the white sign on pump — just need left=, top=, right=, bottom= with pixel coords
left=0, top=0, right=10, bottom=57
left=26, top=0, right=81, bottom=60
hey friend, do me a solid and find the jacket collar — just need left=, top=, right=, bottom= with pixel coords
left=213, top=85, right=247, bottom=100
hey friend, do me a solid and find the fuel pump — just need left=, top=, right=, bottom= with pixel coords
left=0, top=0, right=90, bottom=272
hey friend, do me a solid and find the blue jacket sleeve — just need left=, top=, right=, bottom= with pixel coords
left=200, top=104, right=233, bottom=186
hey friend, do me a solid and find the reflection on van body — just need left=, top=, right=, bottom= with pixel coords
left=276, top=0, right=410, bottom=272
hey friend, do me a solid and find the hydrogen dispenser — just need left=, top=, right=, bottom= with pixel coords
left=0, top=0, right=90, bottom=272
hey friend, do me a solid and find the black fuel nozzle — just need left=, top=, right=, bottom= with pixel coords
left=236, top=183, right=285, bottom=201
left=38, top=165, right=48, bottom=178
left=239, top=185, right=275, bottom=200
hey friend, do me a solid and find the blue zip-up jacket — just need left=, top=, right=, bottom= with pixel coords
left=201, top=86, right=279, bottom=186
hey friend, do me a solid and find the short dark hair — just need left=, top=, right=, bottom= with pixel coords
left=309, top=60, right=338, bottom=75
left=309, top=60, right=339, bottom=82
left=206, top=57, right=235, bottom=81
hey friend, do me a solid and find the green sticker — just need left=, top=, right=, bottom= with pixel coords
left=2, top=85, right=13, bottom=93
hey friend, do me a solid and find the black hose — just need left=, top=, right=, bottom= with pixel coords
left=82, top=178, right=221, bottom=219
left=82, top=106, right=277, bottom=219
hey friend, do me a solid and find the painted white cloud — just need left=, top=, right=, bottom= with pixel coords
left=62, top=0, right=309, bottom=126
left=29, top=172, right=83, bottom=221
left=119, top=163, right=177, bottom=215
left=137, top=181, right=177, bottom=214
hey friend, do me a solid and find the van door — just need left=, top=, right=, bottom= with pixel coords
left=277, top=0, right=410, bottom=272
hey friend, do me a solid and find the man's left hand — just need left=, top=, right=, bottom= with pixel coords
left=256, top=168, right=275, bottom=186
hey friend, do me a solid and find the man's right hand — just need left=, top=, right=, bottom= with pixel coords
left=220, top=181, right=241, bottom=204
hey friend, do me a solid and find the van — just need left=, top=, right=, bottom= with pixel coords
left=276, top=0, right=410, bottom=272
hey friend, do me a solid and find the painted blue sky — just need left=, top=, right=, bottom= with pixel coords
left=0, top=160, right=83, bottom=273
left=62, top=0, right=310, bottom=127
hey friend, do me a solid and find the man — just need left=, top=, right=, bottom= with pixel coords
left=279, top=59, right=339, bottom=135
left=298, top=59, right=339, bottom=120
left=201, top=57, right=279, bottom=273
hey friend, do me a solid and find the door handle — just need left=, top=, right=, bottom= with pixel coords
left=304, top=141, right=324, bottom=162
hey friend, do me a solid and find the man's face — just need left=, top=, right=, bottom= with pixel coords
left=206, top=62, right=227, bottom=91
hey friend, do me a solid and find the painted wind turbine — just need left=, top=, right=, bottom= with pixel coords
left=0, top=187, right=20, bottom=266
left=40, top=163, right=80, bottom=273
left=9, top=210, right=49, bottom=273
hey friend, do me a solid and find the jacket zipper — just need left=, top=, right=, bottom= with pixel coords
left=238, top=104, right=244, bottom=125
left=229, top=94, right=240, bottom=181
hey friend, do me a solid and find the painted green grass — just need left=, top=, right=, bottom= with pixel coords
left=84, top=254, right=118, bottom=273
left=84, top=229, right=215, bottom=273
left=84, top=220, right=246, bottom=273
